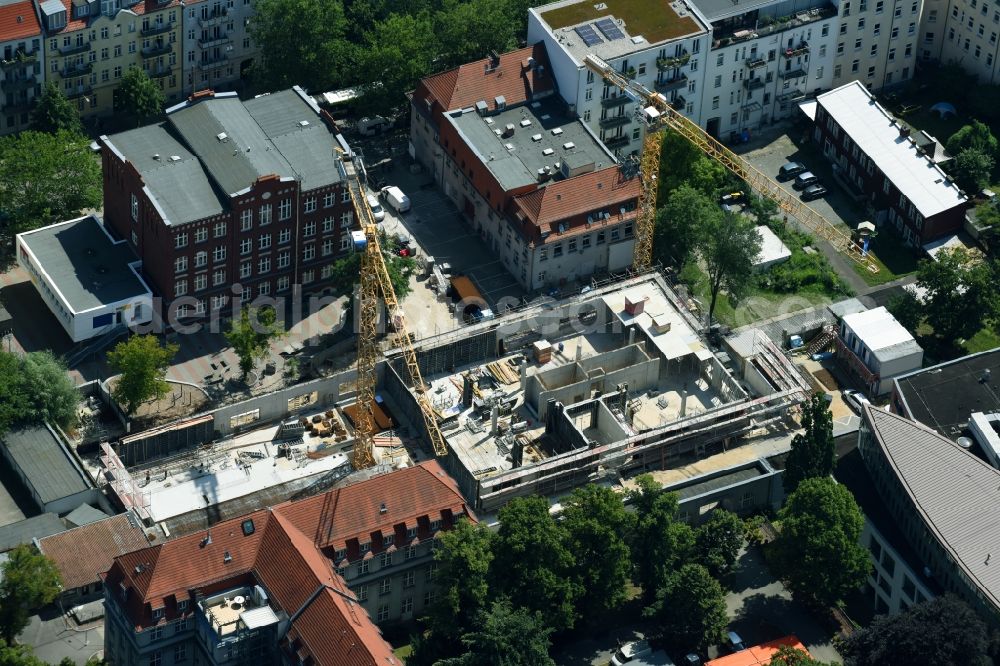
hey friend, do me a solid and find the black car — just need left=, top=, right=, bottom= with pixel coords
left=801, top=183, right=828, bottom=200
left=778, top=161, right=806, bottom=180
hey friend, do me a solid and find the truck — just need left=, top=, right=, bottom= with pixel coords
left=380, top=185, right=411, bottom=213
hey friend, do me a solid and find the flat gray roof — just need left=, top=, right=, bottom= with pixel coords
left=863, top=405, right=1000, bottom=612
left=448, top=96, right=613, bottom=191
left=1, top=426, right=92, bottom=506
left=18, top=216, right=151, bottom=314
left=0, top=514, right=64, bottom=553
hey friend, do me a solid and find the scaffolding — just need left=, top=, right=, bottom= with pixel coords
left=100, top=442, right=152, bottom=523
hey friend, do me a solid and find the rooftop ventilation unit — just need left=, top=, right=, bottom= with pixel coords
left=542, top=148, right=554, bottom=156
left=493, top=129, right=503, bottom=137
left=503, top=123, right=516, bottom=137
left=505, top=142, right=515, bottom=151
left=223, top=551, right=232, bottom=564
left=485, top=117, right=494, bottom=124
left=298, top=120, right=309, bottom=127
left=216, top=132, right=228, bottom=142
left=520, top=118, right=532, bottom=127
left=531, top=133, right=543, bottom=142
left=563, top=141, right=576, bottom=150
left=475, top=100, right=488, bottom=115
left=152, top=153, right=160, bottom=160
left=495, top=95, right=507, bottom=110
left=551, top=127, right=563, bottom=135
left=169, top=155, right=181, bottom=161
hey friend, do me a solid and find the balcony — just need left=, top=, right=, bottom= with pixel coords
left=141, top=43, right=172, bottom=58
left=655, top=74, right=688, bottom=92
left=3, top=99, right=33, bottom=113
left=670, top=95, right=687, bottom=111
left=141, top=21, right=174, bottom=37
left=58, top=62, right=92, bottom=78
left=745, top=57, right=767, bottom=69
left=198, top=7, right=228, bottom=28
left=599, top=114, right=632, bottom=129
left=3, top=76, right=35, bottom=91
left=0, top=50, right=37, bottom=69
left=148, top=67, right=172, bottom=79
left=783, top=43, right=810, bottom=57
left=58, top=41, right=91, bottom=56
left=198, top=55, right=229, bottom=70
left=198, top=34, right=231, bottom=49
left=66, top=85, right=93, bottom=100
left=777, top=89, right=805, bottom=102
left=779, top=67, right=807, bottom=78
left=712, top=6, right=838, bottom=48
left=656, top=52, right=690, bottom=70
left=743, top=78, right=765, bottom=90
left=600, top=94, right=631, bottom=108
left=200, top=586, right=280, bottom=641
left=604, top=135, right=630, bottom=149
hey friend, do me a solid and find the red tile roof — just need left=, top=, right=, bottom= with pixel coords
left=415, top=44, right=555, bottom=115
left=512, top=167, right=640, bottom=235
left=55, top=0, right=182, bottom=34
left=705, top=636, right=811, bottom=666
left=38, top=513, right=150, bottom=590
left=105, top=461, right=470, bottom=666
left=0, top=0, right=41, bottom=42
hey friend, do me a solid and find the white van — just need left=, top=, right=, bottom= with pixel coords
left=357, top=116, right=391, bottom=136
left=366, top=193, right=385, bottom=221
left=381, top=185, right=411, bottom=214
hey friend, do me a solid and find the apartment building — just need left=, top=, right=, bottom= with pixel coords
left=179, top=0, right=257, bottom=96
left=411, top=46, right=639, bottom=291
left=0, top=0, right=44, bottom=134
left=918, top=0, right=1000, bottom=82
left=831, top=0, right=922, bottom=90
left=99, top=87, right=353, bottom=321
left=811, top=81, right=967, bottom=244
left=694, top=0, right=840, bottom=139
left=528, top=0, right=710, bottom=157
left=35, top=0, right=182, bottom=119
left=102, top=461, right=472, bottom=666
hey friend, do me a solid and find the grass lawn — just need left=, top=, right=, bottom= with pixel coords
left=916, top=322, right=1000, bottom=363
left=852, top=236, right=920, bottom=286
left=966, top=326, right=1000, bottom=353
left=393, top=644, right=413, bottom=662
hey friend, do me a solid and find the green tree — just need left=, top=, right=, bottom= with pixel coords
left=654, top=185, right=715, bottom=268
left=107, top=335, right=178, bottom=415
left=435, top=0, right=519, bottom=69
left=783, top=392, right=836, bottom=495
left=0, top=130, right=102, bottom=239
left=841, top=595, right=989, bottom=666
left=945, top=120, right=999, bottom=156
left=886, top=289, right=922, bottom=333
left=968, top=85, right=1000, bottom=123
left=440, top=598, right=556, bottom=666
left=770, top=645, right=838, bottom=666
left=950, top=147, right=994, bottom=194
left=628, top=475, right=695, bottom=597
left=30, top=83, right=83, bottom=136
left=490, top=496, right=580, bottom=632
left=359, top=12, right=438, bottom=113
left=225, top=306, right=284, bottom=379
left=917, top=248, right=998, bottom=341
left=748, top=195, right=779, bottom=228
left=250, top=0, right=352, bottom=92
left=772, top=477, right=870, bottom=607
left=0, top=353, right=30, bottom=436
left=694, top=509, right=743, bottom=576
left=430, top=519, right=494, bottom=637
left=0, top=641, right=47, bottom=666
left=698, top=210, right=762, bottom=325
left=561, top=484, right=633, bottom=618
left=116, top=67, right=165, bottom=126
left=0, top=545, right=62, bottom=643
left=658, top=130, right=732, bottom=199
left=16, top=351, right=80, bottom=431
left=645, top=563, right=727, bottom=653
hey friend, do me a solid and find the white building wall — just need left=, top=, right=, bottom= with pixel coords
left=0, top=33, right=45, bottom=135
left=180, top=0, right=259, bottom=96
left=919, top=0, right=1000, bottom=82
left=831, top=0, right=921, bottom=90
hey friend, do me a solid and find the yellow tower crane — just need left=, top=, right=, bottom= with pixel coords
left=582, top=55, right=878, bottom=274
left=339, top=154, right=448, bottom=470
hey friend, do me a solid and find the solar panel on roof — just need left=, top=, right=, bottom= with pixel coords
left=595, top=18, right=625, bottom=41
left=574, top=25, right=603, bottom=47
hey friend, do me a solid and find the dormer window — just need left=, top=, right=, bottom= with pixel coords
left=430, top=519, right=442, bottom=532
left=177, top=599, right=188, bottom=612
left=152, top=606, right=164, bottom=620
left=383, top=534, right=394, bottom=547
left=360, top=541, right=371, bottom=553
left=407, top=526, right=417, bottom=539
left=335, top=548, right=347, bottom=561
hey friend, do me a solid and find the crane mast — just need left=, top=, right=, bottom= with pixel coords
left=583, top=55, right=878, bottom=273
left=340, top=156, right=448, bottom=470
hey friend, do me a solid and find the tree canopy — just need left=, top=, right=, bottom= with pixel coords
left=628, top=475, right=695, bottom=597
left=772, top=477, right=870, bottom=607
left=116, top=67, right=165, bottom=126
left=0, top=546, right=62, bottom=643
left=694, top=509, right=743, bottom=576
left=225, top=306, right=284, bottom=379
left=439, top=598, right=556, bottom=666
left=770, top=645, right=838, bottom=666
left=107, top=335, right=178, bottom=415
left=0, top=351, right=80, bottom=435
left=950, top=147, right=994, bottom=195
left=0, top=130, right=101, bottom=241
left=698, top=211, right=761, bottom=325
left=783, top=393, right=835, bottom=495
left=30, top=83, right=83, bottom=136
left=645, top=563, right=728, bottom=653
left=841, top=595, right=989, bottom=666
left=945, top=120, right=998, bottom=157
left=429, top=519, right=494, bottom=637
left=654, top=185, right=716, bottom=268
left=916, top=248, right=999, bottom=342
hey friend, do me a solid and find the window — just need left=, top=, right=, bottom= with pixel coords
left=175, top=233, right=188, bottom=249
left=891, top=26, right=899, bottom=38
left=342, top=189, right=351, bottom=203
left=194, top=274, right=207, bottom=292
left=611, top=227, right=621, bottom=241
left=213, top=245, right=226, bottom=262
left=177, top=599, right=188, bottom=613
left=258, top=257, right=270, bottom=273
left=875, top=0, right=883, bottom=12
left=822, top=24, right=829, bottom=36
left=597, top=230, right=606, bottom=244
left=280, top=228, right=292, bottom=243
left=195, top=227, right=207, bottom=243
left=259, top=233, right=271, bottom=249
left=928, top=8, right=937, bottom=21
left=401, top=597, right=413, bottom=614
left=358, top=558, right=370, bottom=575
left=404, top=545, right=417, bottom=561
left=175, top=279, right=187, bottom=296
left=278, top=199, right=291, bottom=220
left=323, top=192, right=335, bottom=208
left=322, top=239, right=334, bottom=256
left=341, top=211, right=353, bottom=228
left=377, top=605, right=390, bottom=622
left=303, top=245, right=315, bottom=261
left=714, top=74, right=722, bottom=88
left=874, top=22, right=881, bottom=35
left=302, top=269, right=314, bottom=283
left=278, top=250, right=290, bottom=269
left=712, top=95, right=720, bottom=110
left=240, top=262, right=252, bottom=279
left=211, top=294, right=227, bottom=311
left=303, top=221, right=316, bottom=237
left=175, top=256, right=187, bottom=273
left=816, top=66, right=824, bottom=78
left=380, top=551, right=392, bottom=568
left=259, top=204, right=272, bottom=225
left=426, top=563, right=437, bottom=581
left=403, top=570, right=415, bottom=588
left=553, top=243, right=563, bottom=258
left=909, top=21, right=916, bottom=35
left=130, top=194, right=139, bottom=221
left=902, top=575, right=916, bottom=599
left=239, top=238, right=251, bottom=255
left=258, top=281, right=271, bottom=296
left=379, top=578, right=391, bottom=596
left=212, top=269, right=225, bottom=286
left=858, top=17, right=865, bottom=28
left=871, top=43, right=878, bottom=56
left=304, top=196, right=316, bottom=213
left=855, top=38, right=863, bottom=50
left=214, top=221, right=226, bottom=237
left=195, top=251, right=208, bottom=268
left=149, top=651, right=162, bottom=666
left=852, top=59, right=860, bottom=72
left=174, top=644, right=186, bottom=663
left=837, top=42, right=845, bottom=54
left=888, top=47, right=896, bottom=60
left=867, top=65, right=876, bottom=77
left=241, top=209, right=252, bottom=230
left=834, top=64, right=842, bottom=77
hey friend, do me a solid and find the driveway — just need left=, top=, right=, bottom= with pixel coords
left=18, top=606, right=104, bottom=666
left=721, top=545, right=842, bottom=663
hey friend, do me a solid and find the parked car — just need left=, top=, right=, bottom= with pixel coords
left=366, top=193, right=385, bottom=221
left=811, top=350, right=835, bottom=361
left=725, top=631, right=746, bottom=653
left=778, top=161, right=806, bottom=180
left=612, top=640, right=653, bottom=666
left=793, top=172, right=819, bottom=190
left=801, top=183, right=828, bottom=201
left=843, top=389, right=871, bottom=414
left=380, top=185, right=411, bottom=213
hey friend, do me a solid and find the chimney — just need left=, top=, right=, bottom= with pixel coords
left=628, top=326, right=636, bottom=345
left=898, top=126, right=911, bottom=139
left=680, top=387, right=689, bottom=417
left=491, top=404, right=499, bottom=436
